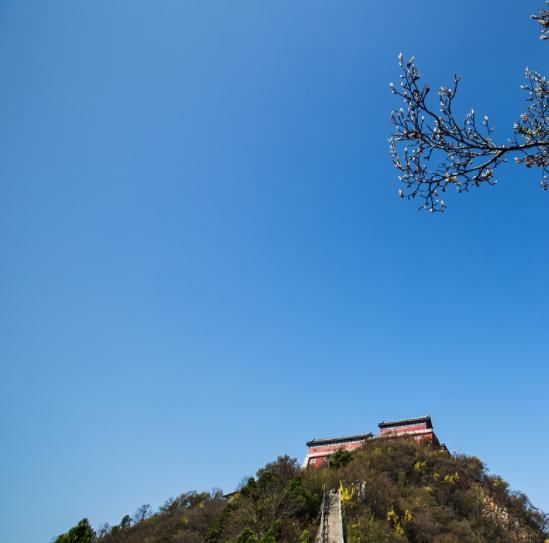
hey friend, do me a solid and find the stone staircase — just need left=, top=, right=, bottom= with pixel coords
left=316, top=490, right=344, bottom=543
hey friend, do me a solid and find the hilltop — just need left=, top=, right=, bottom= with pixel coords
left=54, top=440, right=548, bottom=543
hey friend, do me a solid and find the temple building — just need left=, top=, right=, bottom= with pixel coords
left=303, top=416, right=445, bottom=468
left=303, top=432, right=373, bottom=468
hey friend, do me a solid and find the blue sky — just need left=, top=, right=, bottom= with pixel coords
left=1, top=1, right=548, bottom=542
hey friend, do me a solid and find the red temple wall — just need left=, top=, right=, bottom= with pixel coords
left=379, top=422, right=428, bottom=436
left=305, top=425, right=440, bottom=468
left=307, top=441, right=366, bottom=456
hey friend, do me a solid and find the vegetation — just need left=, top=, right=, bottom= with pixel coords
left=389, top=2, right=548, bottom=211
left=53, top=442, right=548, bottom=543
left=53, top=519, right=95, bottom=543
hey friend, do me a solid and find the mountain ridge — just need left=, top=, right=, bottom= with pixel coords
left=53, top=439, right=549, bottom=543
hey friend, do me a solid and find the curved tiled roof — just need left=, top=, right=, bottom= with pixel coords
left=306, top=433, right=373, bottom=447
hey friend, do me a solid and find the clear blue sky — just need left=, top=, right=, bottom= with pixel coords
left=1, top=1, right=548, bottom=542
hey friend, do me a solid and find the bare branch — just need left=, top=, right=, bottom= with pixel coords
left=513, top=69, right=549, bottom=188
left=389, top=4, right=549, bottom=211
left=389, top=56, right=548, bottom=211
left=532, top=1, right=549, bottom=40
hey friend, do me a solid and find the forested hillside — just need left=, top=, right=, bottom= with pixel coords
left=53, top=440, right=548, bottom=543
